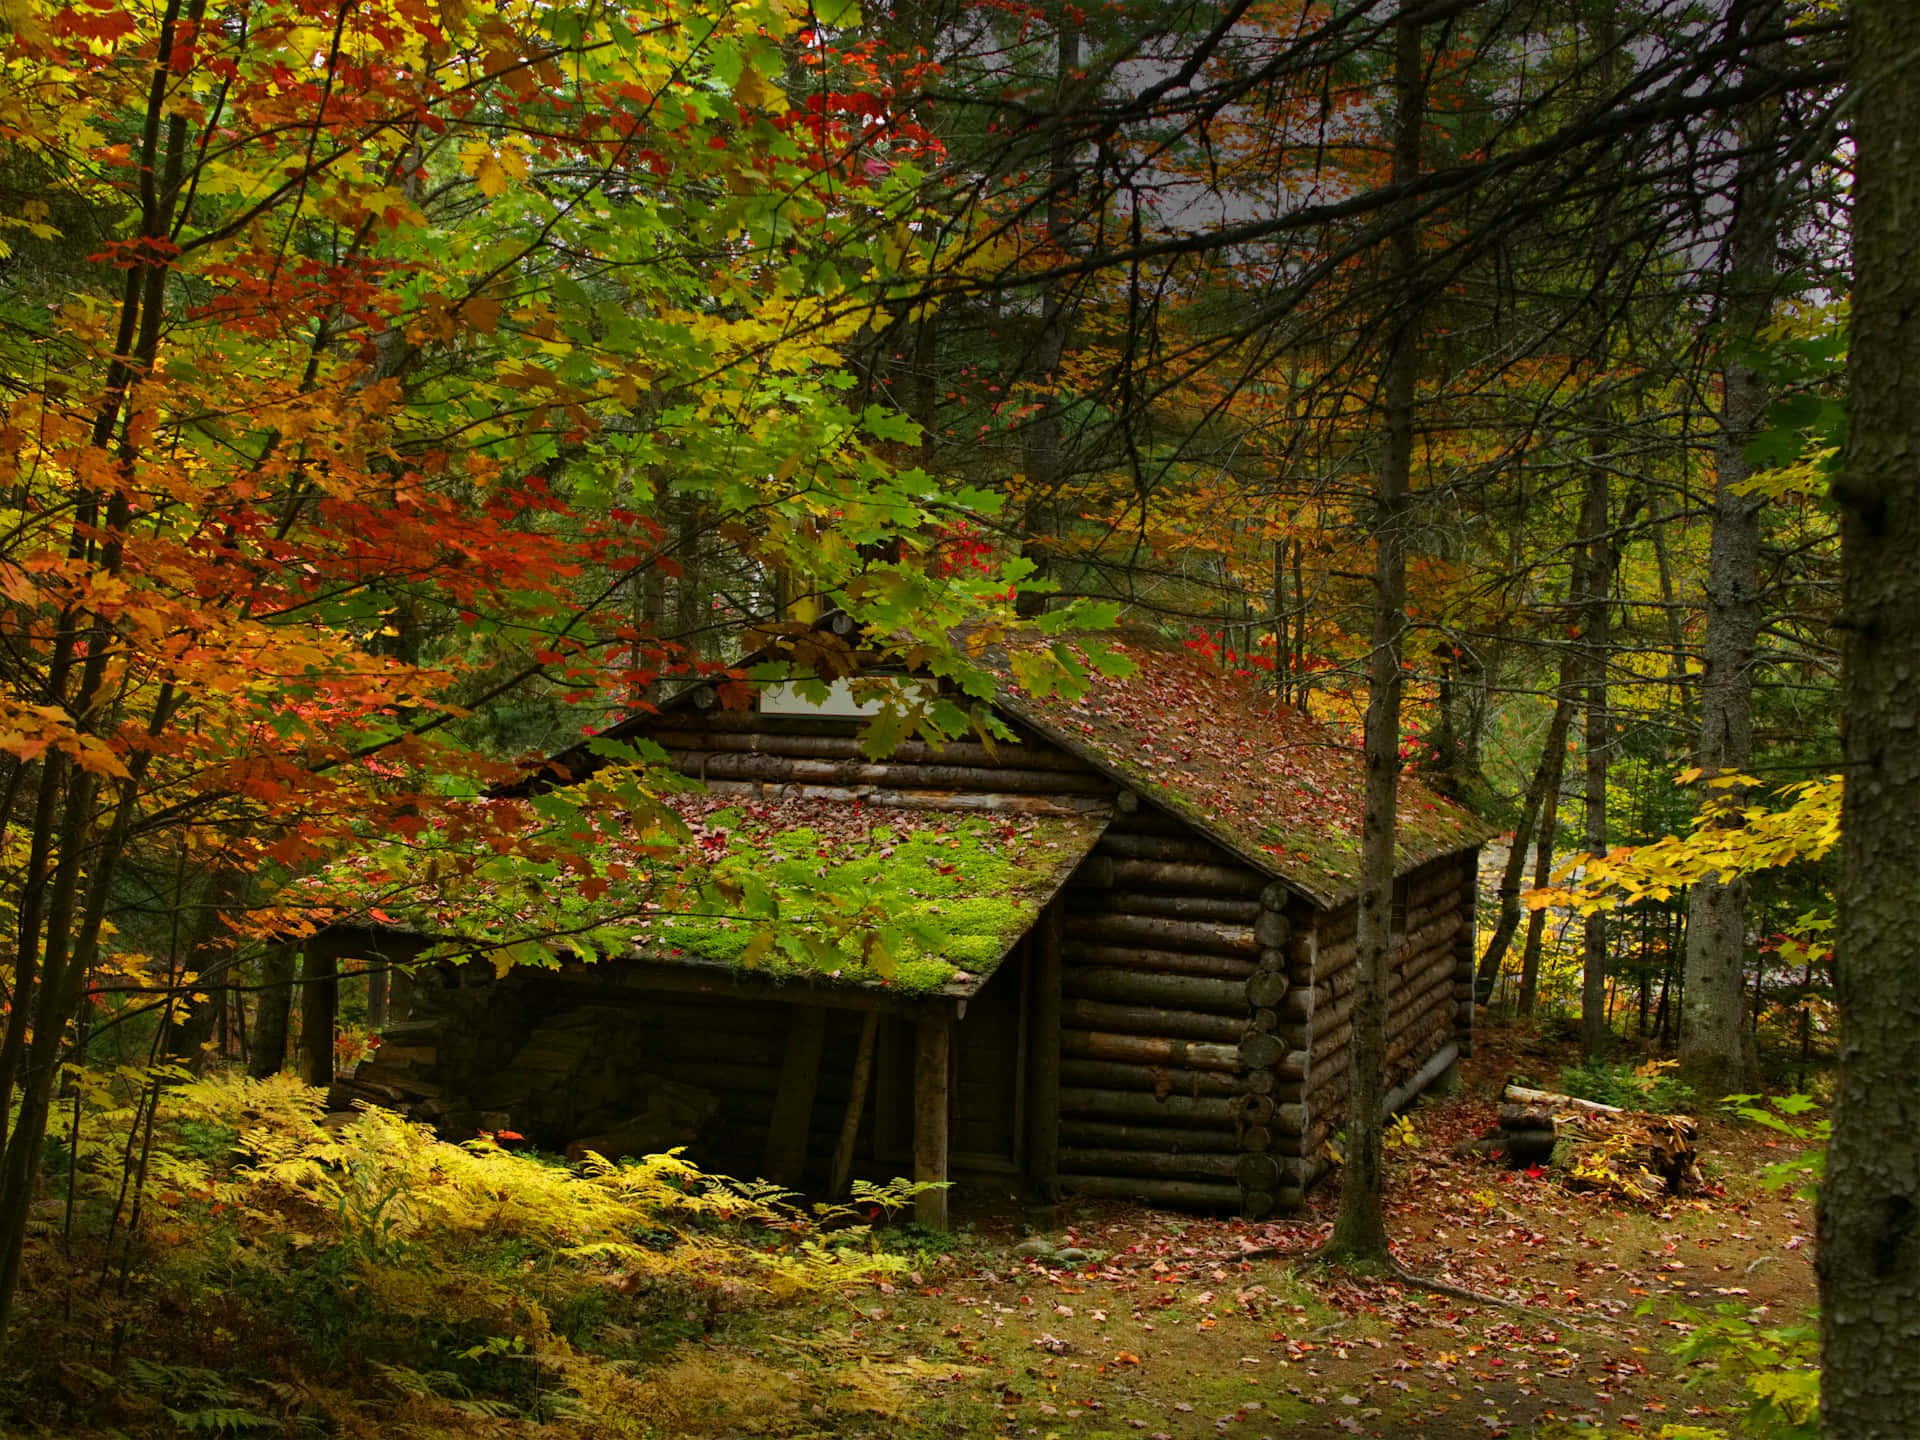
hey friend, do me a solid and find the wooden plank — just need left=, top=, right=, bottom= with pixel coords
left=828, top=1012, right=880, bottom=1197
left=914, top=1013, right=953, bottom=1228
left=763, top=1006, right=828, bottom=1187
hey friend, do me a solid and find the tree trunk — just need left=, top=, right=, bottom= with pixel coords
left=1817, top=3, right=1920, bottom=1430
left=1475, top=685, right=1575, bottom=1002
left=1679, top=0, right=1778, bottom=1096
left=1324, top=4, right=1422, bottom=1266
left=1579, top=436, right=1612, bottom=1058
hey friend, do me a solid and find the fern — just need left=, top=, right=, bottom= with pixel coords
left=163, top=1405, right=280, bottom=1435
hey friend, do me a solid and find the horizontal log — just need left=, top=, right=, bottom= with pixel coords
left=1275, top=1048, right=1311, bottom=1082
left=1279, top=983, right=1321, bottom=1020
left=1318, top=903, right=1359, bottom=944
left=1309, top=1010, right=1453, bottom=1115
left=1063, top=1029, right=1241, bottom=1071
left=1061, top=942, right=1255, bottom=980
left=1304, top=1038, right=1460, bottom=1156
left=1059, top=1059, right=1244, bottom=1097
left=1238, top=1032, right=1285, bottom=1070
left=1059, top=1174, right=1244, bottom=1210
left=1407, top=863, right=1465, bottom=909
left=1246, top=1068, right=1275, bottom=1095
left=1061, top=1118, right=1243, bottom=1151
left=1061, top=998, right=1244, bottom=1044
left=1097, top=832, right=1224, bottom=862
left=1065, top=911, right=1259, bottom=957
left=1061, top=1148, right=1242, bottom=1180
left=1240, top=1125, right=1273, bottom=1152
left=1500, top=1103, right=1561, bottom=1129
left=647, top=728, right=1095, bottom=772
left=670, top=750, right=1115, bottom=795
left=1247, top=969, right=1289, bottom=1009
left=1069, top=890, right=1263, bottom=925
left=1317, top=941, right=1358, bottom=977
left=1503, top=1084, right=1625, bottom=1116
left=1237, top=1153, right=1282, bottom=1190
left=1103, top=855, right=1266, bottom=895
left=700, top=779, right=1110, bottom=816
left=1059, top=1087, right=1238, bottom=1125
left=1063, top=967, right=1250, bottom=1015
left=1104, top=804, right=1197, bottom=836
left=1236, top=1092, right=1276, bottom=1126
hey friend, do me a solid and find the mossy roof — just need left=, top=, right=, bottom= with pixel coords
left=972, top=631, right=1494, bottom=907
left=314, top=790, right=1106, bottom=997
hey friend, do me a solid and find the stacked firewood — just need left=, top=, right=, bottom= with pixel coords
left=1489, top=1083, right=1700, bottom=1201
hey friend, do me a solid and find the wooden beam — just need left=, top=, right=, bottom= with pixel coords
left=914, top=1012, right=953, bottom=1228
left=763, top=1006, right=829, bottom=1188
left=828, top=1012, right=880, bottom=1198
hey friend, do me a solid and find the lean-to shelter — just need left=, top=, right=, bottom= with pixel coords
left=298, top=628, right=1492, bottom=1223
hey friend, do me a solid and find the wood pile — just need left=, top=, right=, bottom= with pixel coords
left=328, top=1019, right=449, bottom=1118
left=1487, top=1083, right=1700, bottom=1200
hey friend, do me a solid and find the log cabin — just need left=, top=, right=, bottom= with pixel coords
left=300, top=627, right=1492, bottom=1224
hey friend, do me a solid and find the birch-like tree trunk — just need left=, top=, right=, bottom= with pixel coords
left=1679, top=0, right=1778, bottom=1094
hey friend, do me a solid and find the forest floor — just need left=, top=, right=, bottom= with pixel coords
left=675, top=1022, right=1821, bottom=1440
left=1, top=1022, right=1821, bottom=1440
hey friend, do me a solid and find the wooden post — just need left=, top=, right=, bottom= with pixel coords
left=299, top=937, right=339, bottom=1087
left=1026, top=906, right=1062, bottom=1204
left=913, top=1010, right=953, bottom=1228
left=763, top=1006, right=828, bottom=1188
left=829, top=1012, right=880, bottom=1197
left=386, top=961, right=413, bottom=1026
left=366, top=964, right=388, bottom=1033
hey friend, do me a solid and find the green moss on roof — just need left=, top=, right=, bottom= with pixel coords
left=312, top=791, right=1105, bottom=994
left=977, top=631, right=1493, bottom=905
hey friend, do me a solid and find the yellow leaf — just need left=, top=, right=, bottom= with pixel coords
left=474, top=155, right=508, bottom=198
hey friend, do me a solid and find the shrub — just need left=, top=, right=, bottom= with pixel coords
left=1556, top=1056, right=1696, bottom=1113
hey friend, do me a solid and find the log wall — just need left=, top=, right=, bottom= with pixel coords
left=1283, top=851, right=1478, bottom=1191
left=1054, top=803, right=1315, bottom=1220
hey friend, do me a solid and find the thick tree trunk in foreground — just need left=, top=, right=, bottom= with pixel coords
left=1679, top=1, right=1777, bottom=1096
left=1324, top=5, right=1422, bottom=1265
left=1818, top=3, right=1920, bottom=1430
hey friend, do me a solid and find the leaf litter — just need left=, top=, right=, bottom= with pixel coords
left=717, top=1021, right=1819, bottom=1439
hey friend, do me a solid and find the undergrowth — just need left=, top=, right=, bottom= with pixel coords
left=7, top=1071, right=921, bottom=1438
left=1555, top=1056, right=1697, bottom=1114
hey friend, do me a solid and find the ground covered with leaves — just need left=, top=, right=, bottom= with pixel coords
left=3, top=1025, right=1819, bottom=1439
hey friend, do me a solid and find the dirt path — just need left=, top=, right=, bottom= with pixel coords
left=697, top=1030, right=1819, bottom=1439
